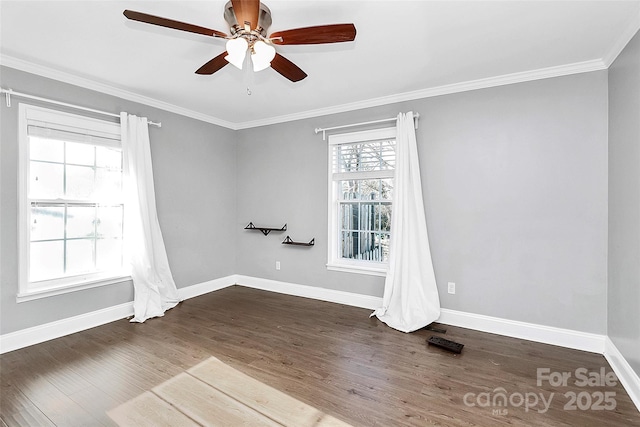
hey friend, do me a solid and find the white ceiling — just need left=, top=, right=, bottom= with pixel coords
left=1, top=1, right=639, bottom=129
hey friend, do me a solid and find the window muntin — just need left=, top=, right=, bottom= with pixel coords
left=328, top=127, right=396, bottom=275
left=18, top=104, right=127, bottom=299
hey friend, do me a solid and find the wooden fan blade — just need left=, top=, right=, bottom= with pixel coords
left=230, top=0, right=260, bottom=30
left=270, top=24, right=356, bottom=45
left=124, top=10, right=227, bottom=38
left=270, top=53, right=307, bottom=82
left=195, top=52, right=229, bottom=75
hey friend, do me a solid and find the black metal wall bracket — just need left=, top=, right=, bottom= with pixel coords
left=244, top=222, right=287, bottom=236
left=282, top=236, right=315, bottom=246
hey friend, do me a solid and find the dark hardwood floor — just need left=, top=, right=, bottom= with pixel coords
left=1, top=285, right=639, bottom=426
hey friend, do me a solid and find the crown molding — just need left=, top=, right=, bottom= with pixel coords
left=602, top=4, right=640, bottom=67
left=2, top=54, right=607, bottom=131
left=0, top=55, right=238, bottom=130
left=234, top=59, right=608, bottom=129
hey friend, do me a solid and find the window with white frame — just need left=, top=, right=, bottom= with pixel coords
left=18, top=104, right=128, bottom=301
left=327, top=127, right=396, bottom=276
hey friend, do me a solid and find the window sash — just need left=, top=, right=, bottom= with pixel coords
left=28, top=155, right=124, bottom=204
left=29, top=199, right=125, bottom=284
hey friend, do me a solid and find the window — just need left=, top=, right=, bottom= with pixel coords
left=327, top=127, right=396, bottom=276
left=18, top=104, right=128, bottom=301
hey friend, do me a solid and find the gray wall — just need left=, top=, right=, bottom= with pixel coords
left=237, top=71, right=609, bottom=334
left=1, top=66, right=612, bottom=337
left=0, top=66, right=237, bottom=334
left=608, top=30, right=640, bottom=375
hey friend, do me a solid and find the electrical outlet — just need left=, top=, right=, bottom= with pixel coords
left=448, top=282, right=456, bottom=294
left=275, top=261, right=281, bottom=271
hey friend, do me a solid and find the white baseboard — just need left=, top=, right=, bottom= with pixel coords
left=604, top=337, right=640, bottom=412
left=177, top=275, right=235, bottom=301
left=0, top=276, right=236, bottom=355
left=438, top=308, right=606, bottom=354
left=0, top=301, right=134, bottom=355
left=234, top=275, right=382, bottom=310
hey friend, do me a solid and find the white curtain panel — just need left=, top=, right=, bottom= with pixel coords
left=371, top=112, right=441, bottom=332
left=121, top=113, right=180, bottom=323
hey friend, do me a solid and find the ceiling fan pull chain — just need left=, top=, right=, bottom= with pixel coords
left=244, top=55, right=254, bottom=96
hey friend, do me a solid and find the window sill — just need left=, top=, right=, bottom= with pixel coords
left=326, top=262, right=387, bottom=277
left=17, top=274, right=132, bottom=303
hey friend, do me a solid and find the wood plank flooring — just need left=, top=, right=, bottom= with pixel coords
left=1, top=285, right=639, bottom=426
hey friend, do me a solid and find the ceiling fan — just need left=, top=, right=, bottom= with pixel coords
left=123, top=0, right=356, bottom=82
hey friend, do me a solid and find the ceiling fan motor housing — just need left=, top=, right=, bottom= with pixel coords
left=224, top=1, right=272, bottom=37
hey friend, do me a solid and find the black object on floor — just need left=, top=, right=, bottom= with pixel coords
left=427, top=336, right=464, bottom=354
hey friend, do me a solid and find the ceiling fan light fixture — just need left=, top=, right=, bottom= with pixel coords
left=225, top=37, right=248, bottom=69
left=251, top=40, right=276, bottom=71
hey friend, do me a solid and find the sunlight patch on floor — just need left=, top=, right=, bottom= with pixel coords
left=107, top=356, right=351, bottom=426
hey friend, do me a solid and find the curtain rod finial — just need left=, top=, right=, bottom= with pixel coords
left=3, top=88, right=12, bottom=107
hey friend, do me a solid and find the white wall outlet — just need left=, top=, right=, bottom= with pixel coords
left=448, top=282, right=456, bottom=294
left=275, top=261, right=281, bottom=271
